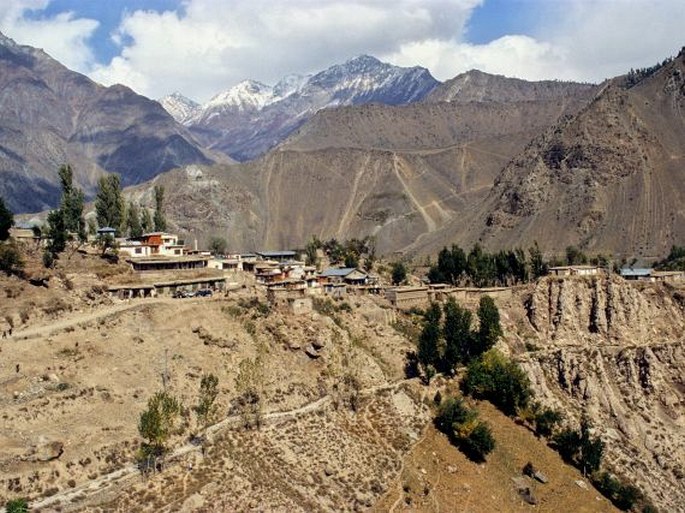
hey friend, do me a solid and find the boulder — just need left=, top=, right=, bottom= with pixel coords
left=25, top=440, right=64, bottom=462
left=304, top=345, right=321, bottom=359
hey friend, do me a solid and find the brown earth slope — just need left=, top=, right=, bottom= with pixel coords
left=441, top=50, right=685, bottom=259
left=132, top=87, right=593, bottom=254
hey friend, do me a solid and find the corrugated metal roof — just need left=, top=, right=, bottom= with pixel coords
left=257, top=250, right=297, bottom=257
left=620, top=268, right=652, bottom=277
left=321, top=268, right=357, bottom=277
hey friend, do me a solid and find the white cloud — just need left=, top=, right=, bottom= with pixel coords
left=2, top=0, right=684, bottom=103
left=89, top=0, right=483, bottom=101
left=0, top=0, right=98, bottom=72
left=385, top=36, right=573, bottom=83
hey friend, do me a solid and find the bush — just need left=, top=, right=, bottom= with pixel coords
left=462, top=349, right=532, bottom=416
left=592, top=471, right=643, bottom=511
left=5, top=498, right=29, bottom=513
left=0, top=240, right=24, bottom=276
left=434, top=397, right=495, bottom=462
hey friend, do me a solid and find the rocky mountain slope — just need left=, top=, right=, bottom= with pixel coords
left=0, top=32, right=214, bottom=214
left=138, top=69, right=597, bottom=254
left=510, top=276, right=685, bottom=512
left=132, top=88, right=591, bottom=253
left=425, top=69, right=596, bottom=104
left=161, top=55, right=439, bottom=161
left=449, top=49, right=685, bottom=259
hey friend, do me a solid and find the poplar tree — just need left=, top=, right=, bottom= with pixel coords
left=127, top=201, right=143, bottom=238
left=153, top=185, right=167, bottom=232
left=95, top=174, right=124, bottom=233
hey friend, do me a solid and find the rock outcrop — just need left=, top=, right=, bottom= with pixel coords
left=516, top=276, right=685, bottom=512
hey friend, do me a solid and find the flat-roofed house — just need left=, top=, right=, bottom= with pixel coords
left=320, top=267, right=368, bottom=285
left=386, top=286, right=429, bottom=308
left=548, top=265, right=601, bottom=277
left=257, top=250, right=298, bottom=263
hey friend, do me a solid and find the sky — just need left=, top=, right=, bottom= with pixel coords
left=0, top=0, right=683, bottom=103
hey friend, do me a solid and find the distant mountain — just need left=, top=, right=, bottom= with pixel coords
left=439, top=50, right=685, bottom=258
left=138, top=71, right=595, bottom=254
left=158, top=92, right=200, bottom=124
left=0, top=32, right=214, bottom=213
left=425, top=69, right=597, bottom=103
left=160, top=55, right=439, bottom=161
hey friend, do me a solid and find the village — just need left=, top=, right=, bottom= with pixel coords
left=12, top=223, right=676, bottom=313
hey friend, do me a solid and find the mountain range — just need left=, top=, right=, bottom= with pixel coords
left=135, top=73, right=596, bottom=253
left=160, top=55, right=440, bottom=161
left=3, top=30, right=683, bottom=260
left=0, top=32, right=215, bottom=214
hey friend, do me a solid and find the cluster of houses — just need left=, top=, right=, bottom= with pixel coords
left=101, top=230, right=685, bottom=306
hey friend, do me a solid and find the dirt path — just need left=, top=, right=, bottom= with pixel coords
left=8, top=298, right=177, bottom=341
left=18, top=379, right=415, bottom=512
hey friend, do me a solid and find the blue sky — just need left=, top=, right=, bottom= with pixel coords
left=1, top=0, right=683, bottom=102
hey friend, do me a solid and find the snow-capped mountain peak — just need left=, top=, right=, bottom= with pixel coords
left=205, top=79, right=276, bottom=112
left=161, top=55, right=440, bottom=160
left=158, top=92, right=200, bottom=124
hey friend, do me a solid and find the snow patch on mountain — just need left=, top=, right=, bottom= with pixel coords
left=159, top=92, right=200, bottom=124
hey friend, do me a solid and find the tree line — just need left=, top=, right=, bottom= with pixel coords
left=427, top=243, right=547, bottom=287
left=31, top=165, right=168, bottom=266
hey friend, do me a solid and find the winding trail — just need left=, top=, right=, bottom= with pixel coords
left=8, top=298, right=176, bottom=341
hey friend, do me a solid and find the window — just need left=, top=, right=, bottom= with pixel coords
left=135, top=248, right=142, bottom=254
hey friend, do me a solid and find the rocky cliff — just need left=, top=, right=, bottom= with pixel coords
left=464, top=50, right=685, bottom=258
left=512, top=276, right=685, bottom=512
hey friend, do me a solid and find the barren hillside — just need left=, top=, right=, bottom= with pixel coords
left=132, top=89, right=591, bottom=254
left=447, top=50, right=685, bottom=259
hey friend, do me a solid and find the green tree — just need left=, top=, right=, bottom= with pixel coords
left=434, top=397, right=495, bottom=462
left=209, top=236, right=228, bottom=255
left=95, top=174, right=124, bottom=233
left=533, top=404, right=563, bottom=437
left=0, top=196, right=13, bottom=241
left=44, top=208, right=68, bottom=260
left=462, top=349, right=532, bottom=416
left=138, top=391, right=182, bottom=455
left=529, top=241, right=547, bottom=279
left=462, top=422, right=496, bottom=462
left=140, top=207, right=153, bottom=233
left=565, top=245, right=588, bottom=265
left=552, top=416, right=604, bottom=476
left=442, top=297, right=473, bottom=370
left=304, top=236, right=322, bottom=267
left=476, top=295, right=502, bottom=354
left=417, top=302, right=441, bottom=382
left=194, top=373, right=219, bottom=430
left=57, top=164, right=85, bottom=234
left=153, top=185, right=167, bottom=232
left=391, top=261, right=407, bottom=285
left=0, top=240, right=24, bottom=276
left=5, top=498, right=29, bottom=513
left=344, top=251, right=359, bottom=269
left=127, top=201, right=143, bottom=238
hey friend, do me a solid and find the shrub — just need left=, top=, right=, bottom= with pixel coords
left=462, top=349, right=532, bottom=416
left=5, top=498, right=29, bottom=513
left=434, top=397, right=495, bottom=462
left=0, top=240, right=24, bottom=276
